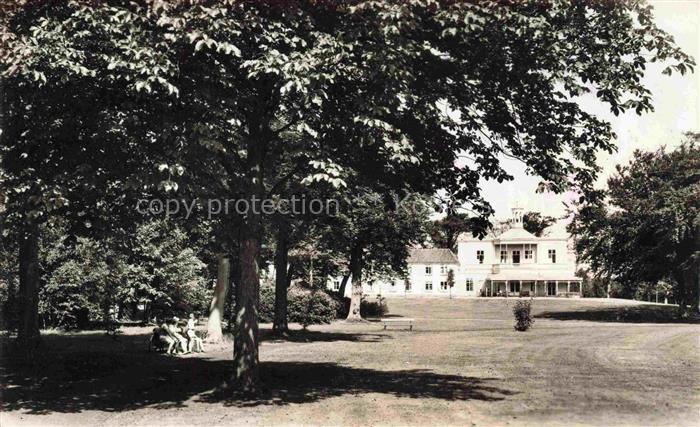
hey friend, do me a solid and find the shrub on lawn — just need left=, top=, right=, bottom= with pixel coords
left=258, top=286, right=276, bottom=323
left=335, top=295, right=390, bottom=318
left=332, top=294, right=349, bottom=318
left=289, top=288, right=338, bottom=329
left=513, top=299, right=533, bottom=331
left=361, top=296, right=389, bottom=317
left=258, top=284, right=338, bottom=327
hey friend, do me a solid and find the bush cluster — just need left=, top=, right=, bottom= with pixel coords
left=513, top=299, right=533, bottom=331
left=289, top=287, right=338, bottom=329
left=259, top=284, right=339, bottom=328
left=360, top=296, right=389, bottom=317
left=333, top=295, right=390, bottom=318
left=259, top=287, right=391, bottom=326
left=258, top=286, right=276, bottom=323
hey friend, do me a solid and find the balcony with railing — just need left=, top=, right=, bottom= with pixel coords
left=491, top=262, right=573, bottom=275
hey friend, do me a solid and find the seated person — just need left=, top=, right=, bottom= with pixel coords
left=156, top=323, right=177, bottom=355
left=186, top=313, right=205, bottom=353
left=166, top=317, right=188, bottom=354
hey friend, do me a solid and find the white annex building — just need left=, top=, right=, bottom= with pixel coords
left=329, top=206, right=582, bottom=298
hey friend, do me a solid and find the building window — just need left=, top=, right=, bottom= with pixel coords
left=548, top=249, right=556, bottom=263
left=440, top=265, right=447, bottom=274
left=465, top=279, right=473, bottom=292
left=509, top=281, right=520, bottom=293
left=405, top=280, right=412, bottom=291
left=476, top=250, right=484, bottom=264
left=425, top=266, right=432, bottom=274
left=500, top=250, right=507, bottom=263
left=390, top=281, right=395, bottom=287
left=440, top=281, right=448, bottom=290
left=333, top=280, right=340, bottom=291
left=524, top=249, right=533, bottom=260
left=425, top=282, right=433, bottom=291
left=512, top=250, right=520, bottom=264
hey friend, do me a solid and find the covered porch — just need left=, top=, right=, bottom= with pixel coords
left=484, top=274, right=581, bottom=297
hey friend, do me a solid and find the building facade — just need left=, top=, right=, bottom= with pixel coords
left=330, top=206, right=582, bottom=298
left=456, top=206, right=582, bottom=297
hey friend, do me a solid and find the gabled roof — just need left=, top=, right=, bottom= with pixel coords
left=496, top=227, right=537, bottom=242
left=407, top=248, right=458, bottom=264
left=457, top=230, right=499, bottom=242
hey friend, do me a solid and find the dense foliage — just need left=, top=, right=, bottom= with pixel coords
left=522, top=212, right=557, bottom=237
left=289, top=287, right=339, bottom=329
left=259, top=284, right=338, bottom=328
left=1, top=220, right=212, bottom=330
left=320, top=188, right=430, bottom=320
left=571, top=135, right=700, bottom=314
left=1, top=0, right=693, bottom=390
left=360, top=296, right=389, bottom=318
left=119, top=221, right=211, bottom=320
left=426, top=213, right=477, bottom=251
left=513, top=300, right=533, bottom=332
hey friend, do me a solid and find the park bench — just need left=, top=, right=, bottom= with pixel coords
left=380, top=318, right=414, bottom=331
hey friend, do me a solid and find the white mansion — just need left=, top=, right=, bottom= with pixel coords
left=329, top=206, right=582, bottom=298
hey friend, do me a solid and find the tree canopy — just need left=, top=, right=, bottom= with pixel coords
left=1, top=0, right=694, bottom=392
left=570, top=134, right=700, bottom=313
left=522, top=211, right=557, bottom=237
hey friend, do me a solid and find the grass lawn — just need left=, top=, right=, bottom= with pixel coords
left=2, top=298, right=699, bottom=426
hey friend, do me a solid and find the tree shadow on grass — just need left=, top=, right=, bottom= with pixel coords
left=536, top=305, right=700, bottom=324
left=1, top=351, right=229, bottom=414
left=201, top=362, right=516, bottom=407
left=260, top=329, right=391, bottom=343
left=0, top=332, right=516, bottom=415
left=364, top=313, right=406, bottom=319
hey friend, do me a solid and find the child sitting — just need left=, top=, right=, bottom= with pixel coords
left=186, top=313, right=205, bottom=353
left=167, top=317, right=189, bottom=354
left=153, top=323, right=177, bottom=354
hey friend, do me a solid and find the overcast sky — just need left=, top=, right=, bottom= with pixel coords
left=481, top=0, right=700, bottom=220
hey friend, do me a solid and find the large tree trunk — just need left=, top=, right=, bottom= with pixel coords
left=286, top=261, right=295, bottom=287
left=231, top=214, right=261, bottom=394
left=229, top=134, right=264, bottom=394
left=685, top=266, right=698, bottom=314
left=673, top=270, right=688, bottom=317
left=346, top=243, right=364, bottom=322
left=17, top=221, right=40, bottom=353
left=207, top=256, right=230, bottom=342
left=338, top=273, right=350, bottom=298
left=230, top=214, right=262, bottom=393
left=273, top=220, right=289, bottom=334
